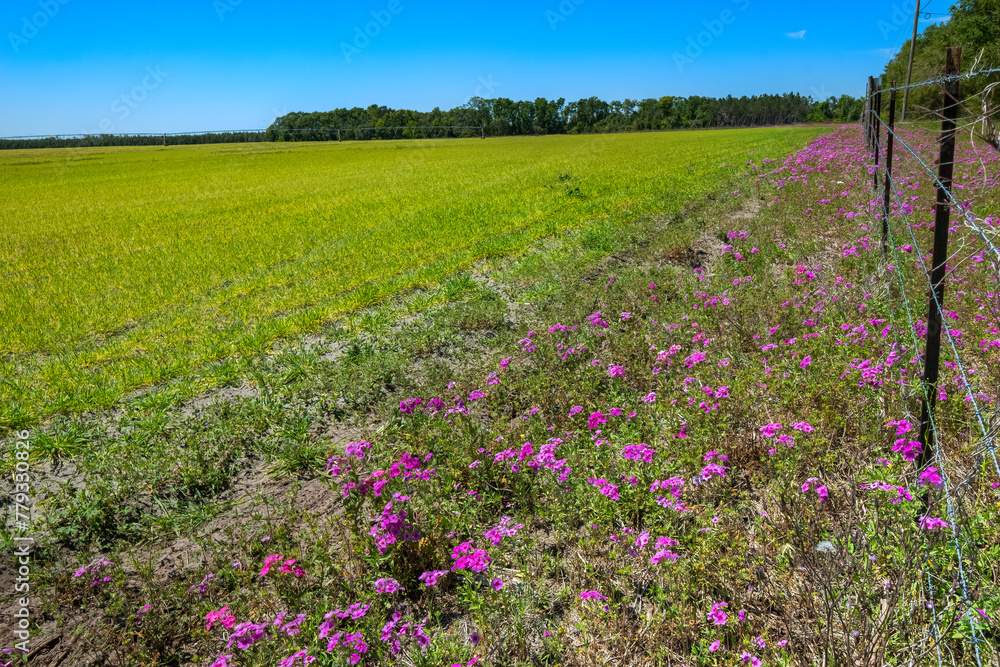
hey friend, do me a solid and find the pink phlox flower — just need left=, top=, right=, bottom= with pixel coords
left=800, top=355, right=812, bottom=368
left=518, top=442, right=534, bottom=461
left=699, top=463, right=728, bottom=481
left=651, top=549, right=680, bottom=564
left=279, top=649, right=316, bottom=666
left=651, top=477, right=685, bottom=498
left=919, top=516, right=950, bottom=530
left=919, top=466, right=944, bottom=489
left=260, top=553, right=285, bottom=577
left=892, top=439, right=922, bottom=462
left=579, top=590, right=608, bottom=601
left=278, top=558, right=304, bottom=576
left=587, top=411, right=608, bottom=429
left=206, top=606, right=236, bottom=632
left=709, top=640, right=722, bottom=652
left=586, top=311, right=609, bottom=328
left=418, top=570, right=449, bottom=586
left=74, top=557, right=113, bottom=579
left=451, top=546, right=492, bottom=572
left=802, top=477, right=827, bottom=500
left=227, top=621, right=269, bottom=650
left=189, top=573, right=216, bottom=598
left=684, top=351, right=707, bottom=367
left=777, top=434, right=796, bottom=447
left=399, top=398, right=423, bottom=414
left=375, top=577, right=405, bottom=594
left=886, top=419, right=913, bottom=435
left=861, top=481, right=913, bottom=503
left=760, top=423, right=782, bottom=438
left=620, top=444, right=656, bottom=463
left=484, top=517, right=522, bottom=545
left=278, top=613, right=307, bottom=637
left=344, top=440, right=373, bottom=459
left=136, top=604, right=151, bottom=626
left=635, top=530, right=650, bottom=549
left=597, top=482, right=621, bottom=500
left=791, top=421, right=814, bottom=432
left=707, top=601, right=728, bottom=625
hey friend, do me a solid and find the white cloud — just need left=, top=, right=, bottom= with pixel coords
left=786, top=30, right=806, bottom=39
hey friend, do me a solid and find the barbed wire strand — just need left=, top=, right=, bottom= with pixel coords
left=873, top=118, right=1000, bottom=481
left=876, top=173, right=948, bottom=667
left=875, top=117, right=1000, bottom=265
left=875, top=129, right=995, bottom=667
left=874, top=66, right=1000, bottom=96
left=871, top=127, right=971, bottom=666
left=871, top=147, right=987, bottom=665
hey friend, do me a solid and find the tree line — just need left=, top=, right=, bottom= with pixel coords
left=0, top=131, right=267, bottom=150
left=268, top=92, right=864, bottom=142
left=2, top=92, right=865, bottom=150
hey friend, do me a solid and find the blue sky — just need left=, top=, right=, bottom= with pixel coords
left=0, top=0, right=948, bottom=136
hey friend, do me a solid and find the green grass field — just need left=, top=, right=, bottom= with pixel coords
left=0, top=128, right=824, bottom=425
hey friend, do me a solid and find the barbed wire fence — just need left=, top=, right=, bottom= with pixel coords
left=864, top=46, right=1000, bottom=667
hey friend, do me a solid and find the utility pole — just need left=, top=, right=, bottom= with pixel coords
left=901, top=0, right=921, bottom=121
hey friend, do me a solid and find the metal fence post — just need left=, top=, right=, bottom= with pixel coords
left=873, top=81, right=882, bottom=194
left=865, top=77, right=873, bottom=151
left=881, top=81, right=897, bottom=256
left=915, top=47, right=962, bottom=489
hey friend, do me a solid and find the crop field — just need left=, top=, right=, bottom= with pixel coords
left=0, top=128, right=825, bottom=426
left=0, top=124, right=998, bottom=666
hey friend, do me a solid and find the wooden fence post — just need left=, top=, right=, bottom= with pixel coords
left=915, top=47, right=962, bottom=490
left=881, top=81, right=897, bottom=256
